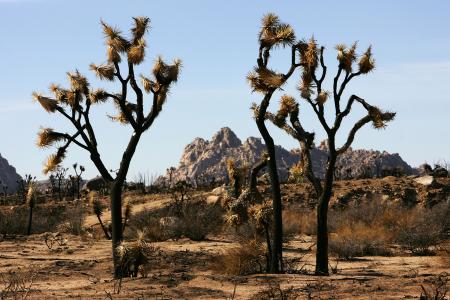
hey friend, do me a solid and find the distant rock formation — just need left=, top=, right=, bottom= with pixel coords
left=161, top=127, right=416, bottom=185
left=0, top=153, right=21, bottom=194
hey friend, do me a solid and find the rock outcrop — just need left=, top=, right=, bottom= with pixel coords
left=0, top=153, right=21, bottom=194
left=162, top=127, right=416, bottom=184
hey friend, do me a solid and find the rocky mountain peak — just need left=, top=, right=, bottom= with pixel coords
left=161, top=128, right=416, bottom=185
left=211, top=127, right=242, bottom=149
left=0, top=153, right=21, bottom=194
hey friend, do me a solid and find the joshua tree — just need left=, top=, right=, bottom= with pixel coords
left=48, top=174, right=57, bottom=198
left=34, top=17, right=181, bottom=277
left=247, top=13, right=297, bottom=273
left=91, top=194, right=111, bottom=239
left=16, top=174, right=36, bottom=204
left=26, top=181, right=36, bottom=235
left=167, top=166, right=176, bottom=188
left=52, top=167, right=68, bottom=201
left=72, top=163, right=85, bottom=199
left=257, top=14, right=395, bottom=275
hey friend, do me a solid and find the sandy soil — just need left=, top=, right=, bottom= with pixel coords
left=0, top=182, right=449, bottom=299
left=0, top=232, right=448, bottom=299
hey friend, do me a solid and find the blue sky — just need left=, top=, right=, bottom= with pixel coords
left=0, top=0, right=449, bottom=180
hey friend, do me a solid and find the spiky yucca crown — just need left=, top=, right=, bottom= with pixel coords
left=26, top=182, right=35, bottom=207
left=43, top=148, right=66, bottom=175
left=89, top=64, right=114, bottom=81
left=273, top=95, right=298, bottom=125
left=368, top=106, right=396, bottom=129
left=36, top=127, right=67, bottom=148
left=358, top=46, right=375, bottom=74
left=259, top=13, right=296, bottom=48
left=247, top=66, right=286, bottom=93
left=248, top=201, right=273, bottom=229
left=335, top=42, right=375, bottom=74
left=289, top=162, right=305, bottom=178
left=116, top=232, right=154, bottom=260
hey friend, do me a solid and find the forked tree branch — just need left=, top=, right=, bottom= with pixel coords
left=128, top=62, right=144, bottom=124
left=336, top=115, right=371, bottom=155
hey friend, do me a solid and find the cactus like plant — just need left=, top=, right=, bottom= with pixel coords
left=253, top=14, right=395, bottom=275
left=90, top=193, right=110, bottom=240
left=26, top=181, right=36, bottom=235
left=34, top=17, right=181, bottom=277
left=247, top=13, right=299, bottom=273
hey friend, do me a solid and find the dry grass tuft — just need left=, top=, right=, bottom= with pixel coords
left=214, top=239, right=266, bottom=275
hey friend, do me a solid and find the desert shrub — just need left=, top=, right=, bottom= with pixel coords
left=129, top=197, right=224, bottom=241
left=283, top=209, right=316, bottom=237
left=329, top=221, right=392, bottom=259
left=249, top=280, right=303, bottom=300
left=0, top=204, right=73, bottom=236
left=63, top=201, right=86, bottom=235
left=0, top=207, right=28, bottom=235
left=327, top=198, right=450, bottom=258
left=116, top=237, right=160, bottom=278
left=395, top=208, right=445, bottom=255
left=214, top=239, right=266, bottom=275
left=0, top=265, right=38, bottom=299
left=419, top=272, right=448, bottom=300
left=178, top=199, right=224, bottom=240
left=130, top=210, right=167, bottom=241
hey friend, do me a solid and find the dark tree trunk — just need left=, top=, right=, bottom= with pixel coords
left=256, top=92, right=283, bottom=273
left=315, top=147, right=337, bottom=276
left=27, top=202, right=34, bottom=235
left=110, top=131, right=142, bottom=278
left=263, top=222, right=272, bottom=272
left=58, top=179, right=62, bottom=201
left=110, top=182, right=123, bottom=277
left=232, top=174, right=241, bottom=199
left=250, top=158, right=268, bottom=192
left=97, top=214, right=111, bottom=240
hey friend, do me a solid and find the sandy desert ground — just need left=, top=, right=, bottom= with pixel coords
left=0, top=179, right=449, bottom=299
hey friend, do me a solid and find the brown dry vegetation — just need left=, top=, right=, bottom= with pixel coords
left=0, top=177, right=449, bottom=299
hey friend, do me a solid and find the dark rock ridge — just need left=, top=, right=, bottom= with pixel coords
left=0, top=153, right=21, bottom=194
left=163, top=127, right=415, bottom=184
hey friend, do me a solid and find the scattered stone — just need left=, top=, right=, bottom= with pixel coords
left=414, top=175, right=436, bottom=186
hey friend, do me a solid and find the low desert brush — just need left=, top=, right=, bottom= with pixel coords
left=329, top=220, right=392, bottom=259
left=215, top=238, right=267, bottom=275
left=419, top=272, right=448, bottom=300
left=116, top=231, right=160, bottom=278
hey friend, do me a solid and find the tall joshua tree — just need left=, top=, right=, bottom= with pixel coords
left=254, top=14, right=396, bottom=275
left=247, top=13, right=297, bottom=273
left=34, top=17, right=181, bottom=277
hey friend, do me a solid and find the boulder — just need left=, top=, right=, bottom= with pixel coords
left=414, top=175, right=436, bottom=186
left=83, top=176, right=107, bottom=192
